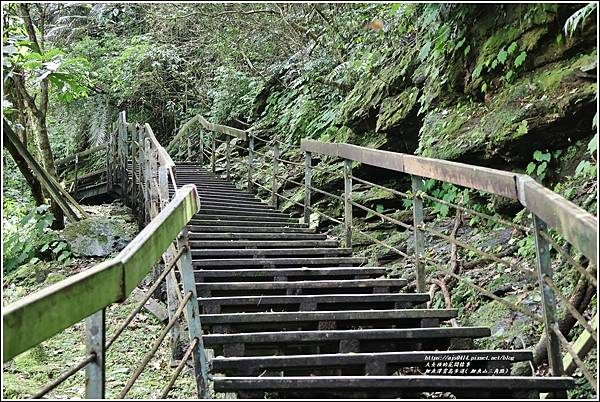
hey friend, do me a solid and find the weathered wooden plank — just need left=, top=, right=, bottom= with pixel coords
left=3, top=259, right=122, bottom=362
left=192, top=257, right=368, bottom=267
left=210, top=350, right=534, bottom=372
left=563, top=314, right=597, bottom=376
left=167, top=114, right=247, bottom=153
left=199, top=293, right=429, bottom=307
left=203, top=326, right=491, bottom=345
left=196, top=279, right=407, bottom=290
left=130, top=288, right=168, bottom=322
left=518, top=175, right=597, bottom=267
left=55, top=144, right=108, bottom=168
left=119, top=185, right=200, bottom=294
left=191, top=248, right=352, bottom=257
left=195, top=267, right=380, bottom=278
left=301, top=139, right=597, bottom=265
left=2, top=185, right=200, bottom=362
left=200, top=309, right=458, bottom=324
left=212, top=375, right=574, bottom=391
left=300, top=139, right=519, bottom=199
left=189, top=225, right=316, bottom=233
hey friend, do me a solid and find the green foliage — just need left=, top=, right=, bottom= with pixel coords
left=209, top=66, right=261, bottom=123
left=575, top=134, right=598, bottom=178
left=3, top=24, right=92, bottom=102
left=525, top=150, right=552, bottom=181
left=3, top=205, right=55, bottom=274
left=564, top=3, right=597, bottom=38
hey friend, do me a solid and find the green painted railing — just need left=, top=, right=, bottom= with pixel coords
left=2, top=111, right=210, bottom=399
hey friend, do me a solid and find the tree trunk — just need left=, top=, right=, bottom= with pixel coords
left=17, top=4, right=64, bottom=228
left=3, top=120, right=45, bottom=206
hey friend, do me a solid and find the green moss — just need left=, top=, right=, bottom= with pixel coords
left=417, top=51, right=597, bottom=161
left=376, top=87, right=419, bottom=132
left=465, top=298, right=537, bottom=350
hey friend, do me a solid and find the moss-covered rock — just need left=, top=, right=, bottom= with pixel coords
left=417, top=51, right=597, bottom=164
left=59, top=217, right=135, bottom=257
left=376, top=87, right=420, bottom=132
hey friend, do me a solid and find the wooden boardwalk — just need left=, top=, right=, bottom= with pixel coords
left=173, top=163, right=574, bottom=399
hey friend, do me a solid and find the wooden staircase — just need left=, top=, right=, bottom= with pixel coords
left=173, top=162, right=574, bottom=399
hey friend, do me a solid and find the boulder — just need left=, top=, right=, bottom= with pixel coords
left=60, top=217, right=135, bottom=257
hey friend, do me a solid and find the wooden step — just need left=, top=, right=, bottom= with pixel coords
left=189, top=226, right=317, bottom=233
left=210, top=349, right=534, bottom=375
left=196, top=278, right=407, bottom=297
left=194, top=267, right=385, bottom=281
left=196, top=190, right=257, bottom=199
left=190, top=240, right=339, bottom=249
left=200, top=309, right=457, bottom=332
left=203, top=327, right=491, bottom=356
left=196, top=195, right=267, bottom=204
left=192, top=256, right=368, bottom=268
left=211, top=376, right=574, bottom=398
left=196, top=203, right=280, bottom=213
left=198, top=293, right=430, bottom=314
left=197, top=209, right=289, bottom=218
left=194, top=214, right=296, bottom=223
left=190, top=220, right=307, bottom=228
left=189, top=232, right=327, bottom=240
left=192, top=248, right=352, bottom=258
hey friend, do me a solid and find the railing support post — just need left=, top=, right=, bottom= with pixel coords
left=118, top=112, right=128, bottom=200
left=304, top=151, right=312, bottom=225
left=533, top=214, right=566, bottom=396
left=143, top=138, right=151, bottom=226
left=74, top=154, right=79, bottom=194
left=271, top=142, right=279, bottom=208
left=226, top=139, right=231, bottom=180
left=85, top=308, right=105, bottom=399
left=211, top=132, right=216, bottom=173
left=248, top=134, right=254, bottom=191
left=343, top=158, right=353, bottom=248
left=159, top=165, right=183, bottom=362
left=411, top=175, right=426, bottom=293
left=187, top=127, right=192, bottom=162
left=107, top=129, right=112, bottom=193
left=177, top=227, right=210, bottom=398
left=137, top=126, right=145, bottom=226
left=199, top=129, right=204, bottom=165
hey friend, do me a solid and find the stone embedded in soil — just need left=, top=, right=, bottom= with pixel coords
left=59, top=217, right=135, bottom=257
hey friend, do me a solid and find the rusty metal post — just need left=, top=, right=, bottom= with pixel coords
left=248, top=134, right=254, bottom=191
left=344, top=158, right=353, bottom=249
left=187, top=127, right=192, bottom=162
left=199, top=129, right=204, bottom=165
left=211, top=132, right=216, bottom=173
left=304, top=151, right=312, bottom=225
left=107, top=128, right=112, bottom=193
left=411, top=175, right=426, bottom=293
left=271, top=142, right=279, bottom=208
left=143, top=138, right=151, bottom=225
left=74, top=154, right=79, bottom=195
left=85, top=309, right=105, bottom=399
left=533, top=214, right=566, bottom=396
left=118, top=112, right=128, bottom=200
left=226, top=139, right=231, bottom=180
left=159, top=165, right=183, bottom=362
left=177, top=227, right=210, bottom=398
left=130, top=132, right=138, bottom=210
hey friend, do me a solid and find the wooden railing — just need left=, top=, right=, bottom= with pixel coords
left=174, top=114, right=597, bottom=394
left=2, top=112, right=210, bottom=399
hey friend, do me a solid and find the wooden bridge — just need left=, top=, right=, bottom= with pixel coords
left=2, top=111, right=597, bottom=399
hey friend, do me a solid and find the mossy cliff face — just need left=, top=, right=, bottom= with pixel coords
left=417, top=50, right=597, bottom=165
left=252, top=4, right=596, bottom=171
